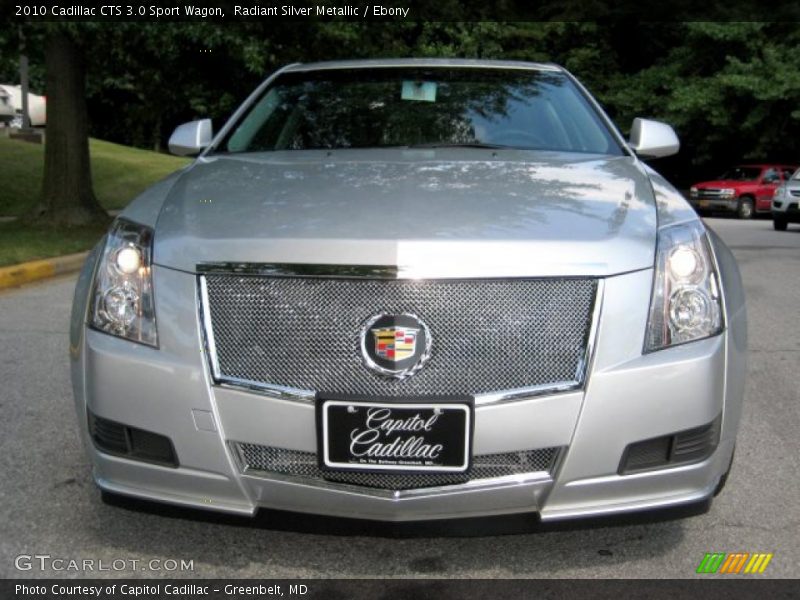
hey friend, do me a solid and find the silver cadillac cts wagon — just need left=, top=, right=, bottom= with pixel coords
left=70, top=59, right=746, bottom=523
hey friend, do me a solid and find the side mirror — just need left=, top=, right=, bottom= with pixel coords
left=168, top=119, right=213, bottom=156
left=628, top=118, right=679, bottom=159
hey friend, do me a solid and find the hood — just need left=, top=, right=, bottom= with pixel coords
left=153, top=149, right=658, bottom=277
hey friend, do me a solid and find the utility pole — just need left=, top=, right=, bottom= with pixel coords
left=19, top=26, right=31, bottom=130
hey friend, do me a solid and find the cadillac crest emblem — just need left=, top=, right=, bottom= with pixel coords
left=360, top=313, right=432, bottom=379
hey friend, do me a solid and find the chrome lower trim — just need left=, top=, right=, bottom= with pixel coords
left=218, top=379, right=315, bottom=403
left=197, top=267, right=603, bottom=406
left=218, top=377, right=584, bottom=406
left=473, top=380, right=581, bottom=405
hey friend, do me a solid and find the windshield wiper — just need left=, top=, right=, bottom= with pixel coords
left=406, top=142, right=514, bottom=150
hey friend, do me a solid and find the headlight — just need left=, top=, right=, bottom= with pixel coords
left=773, top=186, right=786, bottom=200
left=645, top=220, right=723, bottom=352
left=90, top=218, right=157, bottom=346
left=689, top=186, right=698, bottom=198
left=719, top=188, right=736, bottom=199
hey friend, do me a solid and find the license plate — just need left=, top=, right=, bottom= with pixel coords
left=698, top=200, right=710, bottom=208
left=318, top=397, right=472, bottom=472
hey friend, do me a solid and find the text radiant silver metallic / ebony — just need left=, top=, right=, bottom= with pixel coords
left=70, top=59, right=746, bottom=523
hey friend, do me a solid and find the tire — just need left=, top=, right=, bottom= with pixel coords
left=773, top=218, right=788, bottom=231
left=737, top=197, right=754, bottom=219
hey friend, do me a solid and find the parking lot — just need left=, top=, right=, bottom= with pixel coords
left=0, top=217, right=797, bottom=579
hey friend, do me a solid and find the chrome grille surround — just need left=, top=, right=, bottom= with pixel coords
left=233, top=443, right=561, bottom=492
left=198, top=265, right=599, bottom=404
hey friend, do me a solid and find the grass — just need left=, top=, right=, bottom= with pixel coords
left=90, top=138, right=190, bottom=211
left=0, top=221, right=108, bottom=268
left=0, top=135, right=189, bottom=268
left=0, top=135, right=189, bottom=216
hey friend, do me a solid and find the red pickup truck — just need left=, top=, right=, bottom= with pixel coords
left=689, top=164, right=798, bottom=219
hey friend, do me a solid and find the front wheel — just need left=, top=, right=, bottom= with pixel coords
left=737, top=198, right=754, bottom=219
left=773, top=218, right=788, bottom=231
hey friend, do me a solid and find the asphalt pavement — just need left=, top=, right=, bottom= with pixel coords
left=0, top=217, right=798, bottom=579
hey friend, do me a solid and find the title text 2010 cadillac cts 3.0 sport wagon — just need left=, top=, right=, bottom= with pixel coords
left=69, top=59, right=746, bottom=524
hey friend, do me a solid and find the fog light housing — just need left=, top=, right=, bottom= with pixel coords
left=88, top=410, right=178, bottom=467
left=619, top=415, right=721, bottom=475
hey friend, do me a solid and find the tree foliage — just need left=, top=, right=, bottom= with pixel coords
left=601, top=22, right=800, bottom=173
left=75, top=20, right=798, bottom=184
left=1, top=20, right=799, bottom=213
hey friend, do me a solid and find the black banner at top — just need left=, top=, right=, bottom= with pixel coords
left=5, top=0, right=800, bottom=22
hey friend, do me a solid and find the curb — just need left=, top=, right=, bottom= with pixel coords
left=0, top=251, right=89, bottom=290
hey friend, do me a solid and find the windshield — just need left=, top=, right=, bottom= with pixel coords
left=719, top=167, right=762, bottom=181
left=218, top=68, right=624, bottom=155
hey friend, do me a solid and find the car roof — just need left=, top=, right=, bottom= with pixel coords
left=282, top=58, right=563, bottom=73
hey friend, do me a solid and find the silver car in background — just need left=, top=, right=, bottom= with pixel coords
left=70, top=59, right=746, bottom=525
left=772, top=168, right=800, bottom=231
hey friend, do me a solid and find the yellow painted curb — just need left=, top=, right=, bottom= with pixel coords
left=0, top=251, right=89, bottom=290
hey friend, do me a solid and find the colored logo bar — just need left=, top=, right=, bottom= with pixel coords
left=696, top=553, right=773, bottom=574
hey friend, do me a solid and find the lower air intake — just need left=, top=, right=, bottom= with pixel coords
left=619, top=415, right=721, bottom=475
left=88, top=411, right=178, bottom=468
left=233, top=443, right=560, bottom=490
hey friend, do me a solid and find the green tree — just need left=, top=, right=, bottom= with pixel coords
left=4, top=19, right=799, bottom=222
left=602, top=22, right=800, bottom=167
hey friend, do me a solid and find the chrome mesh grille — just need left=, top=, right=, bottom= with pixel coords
left=235, top=443, right=559, bottom=490
left=202, top=275, right=596, bottom=397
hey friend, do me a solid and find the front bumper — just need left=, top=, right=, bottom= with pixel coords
left=690, top=197, right=737, bottom=212
left=71, top=257, right=746, bottom=523
left=772, top=199, right=800, bottom=222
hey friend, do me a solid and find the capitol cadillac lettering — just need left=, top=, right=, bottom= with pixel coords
left=322, top=400, right=471, bottom=470
left=13, top=584, right=303, bottom=596
left=349, top=407, right=444, bottom=461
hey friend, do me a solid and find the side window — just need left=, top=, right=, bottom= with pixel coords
left=762, top=168, right=779, bottom=184
left=781, top=168, right=795, bottom=181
